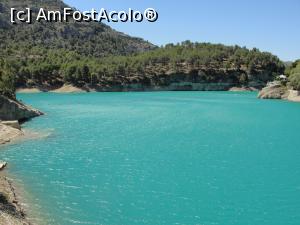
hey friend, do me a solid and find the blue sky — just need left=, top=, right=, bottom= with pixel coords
left=64, top=0, right=300, bottom=61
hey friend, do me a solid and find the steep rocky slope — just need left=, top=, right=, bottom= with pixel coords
left=0, top=95, right=43, bottom=121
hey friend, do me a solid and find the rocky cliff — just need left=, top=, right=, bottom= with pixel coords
left=0, top=95, right=43, bottom=122
left=258, top=81, right=288, bottom=99
left=258, top=81, right=300, bottom=102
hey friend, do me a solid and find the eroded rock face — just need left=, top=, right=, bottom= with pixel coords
left=0, top=95, right=43, bottom=122
left=258, top=82, right=288, bottom=99
left=1, top=121, right=21, bottom=130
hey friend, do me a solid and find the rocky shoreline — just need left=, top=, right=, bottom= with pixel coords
left=0, top=95, right=43, bottom=225
left=0, top=127, right=33, bottom=225
left=258, top=81, right=300, bottom=102
left=0, top=173, right=32, bottom=225
left=0, top=95, right=43, bottom=122
left=17, top=82, right=261, bottom=94
left=0, top=123, right=23, bottom=145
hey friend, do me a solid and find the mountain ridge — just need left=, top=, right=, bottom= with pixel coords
left=0, top=0, right=156, bottom=57
left=0, top=0, right=285, bottom=93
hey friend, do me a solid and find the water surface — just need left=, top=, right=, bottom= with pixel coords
left=1, top=92, right=300, bottom=225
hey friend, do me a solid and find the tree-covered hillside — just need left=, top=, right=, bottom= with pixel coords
left=286, top=60, right=300, bottom=90
left=5, top=41, right=284, bottom=90
left=0, top=59, right=16, bottom=98
left=0, top=0, right=155, bottom=58
left=0, top=0, right=285, bottom=94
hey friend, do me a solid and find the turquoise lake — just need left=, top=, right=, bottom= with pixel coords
left=1, top=91, right=300, bottom=225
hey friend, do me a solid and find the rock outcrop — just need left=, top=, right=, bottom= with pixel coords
left=258, top=81, right=288, bottom=99
left=0, top=95, right=43, bottom=122
left=258, top=81, right=300, bottom=102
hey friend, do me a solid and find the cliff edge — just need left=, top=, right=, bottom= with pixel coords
left=0, top=95, right=43, bottom=122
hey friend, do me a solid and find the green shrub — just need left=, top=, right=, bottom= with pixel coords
left=289, top=73, right=300, bottom=91
left=0, top=60, right=16, bottom=98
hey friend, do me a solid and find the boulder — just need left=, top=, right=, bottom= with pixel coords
left=0, top=95, right=43, bottom=121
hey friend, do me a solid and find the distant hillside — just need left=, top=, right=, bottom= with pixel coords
left=0, top=1, right=284, bottom=93
left=57, top=41, right=284, bottom=91
left=0, top=0, right=155, bottom=58
left=2, top=41, right=284, bottom=91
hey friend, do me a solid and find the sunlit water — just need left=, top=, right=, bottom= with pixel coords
left=1, top=92, right=300, bottom=225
